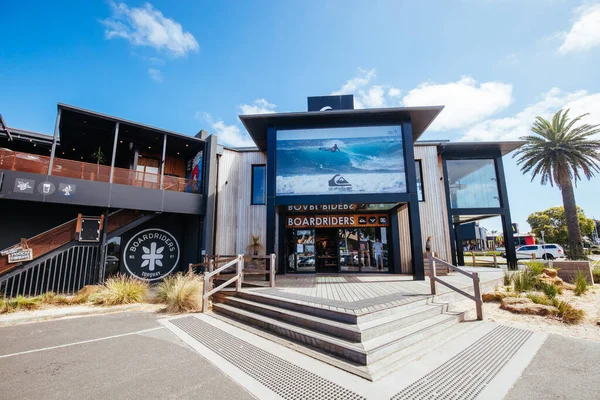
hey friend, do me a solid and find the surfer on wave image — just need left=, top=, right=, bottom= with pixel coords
left=319, top=143, right=341, bottom=152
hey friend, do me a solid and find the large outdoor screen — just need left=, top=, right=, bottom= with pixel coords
left=276, top=125, right=406, bottom=196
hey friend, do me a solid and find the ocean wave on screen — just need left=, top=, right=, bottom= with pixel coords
left=276, top=173, right=407, bottom=195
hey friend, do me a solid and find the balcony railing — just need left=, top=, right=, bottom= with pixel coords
left=0, top=148, right=200, bottom=193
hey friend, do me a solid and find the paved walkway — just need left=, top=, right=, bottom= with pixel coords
left=249, top=268, right=504, bottom=315
left=0, top=312, right=254, bottom=400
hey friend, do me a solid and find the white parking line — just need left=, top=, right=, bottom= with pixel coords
left=0, top=327, right=163, bottom=359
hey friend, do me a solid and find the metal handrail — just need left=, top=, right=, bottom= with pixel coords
left=427, top=252, right=483, bottom=320
left=202, top=254, right=244, bottom=312
left=196, top=253, right=277, bottom=312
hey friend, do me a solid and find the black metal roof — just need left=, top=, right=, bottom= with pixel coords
left=440, top=141, right=525, bottom=157
left=58, top=103, right=205, bottom=144
left=1, top=126, right=55, bottom=145
left=239, top=106, right=444, bottom=151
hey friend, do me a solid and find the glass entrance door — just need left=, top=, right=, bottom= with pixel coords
left=339, top=227, right=389, bottom=272
left=287, top=229, right=316, bottom=273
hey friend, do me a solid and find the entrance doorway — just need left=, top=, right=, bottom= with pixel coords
left=285, top=226, right=391, bottom=274
left=316, top=229, right=338, bottom=273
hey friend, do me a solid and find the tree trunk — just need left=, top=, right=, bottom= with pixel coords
left=560, top=178, right=584, bottom=259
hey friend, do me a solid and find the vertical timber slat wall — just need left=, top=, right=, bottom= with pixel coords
left=215, top=149, right=267, bottom=255
left=414, top=145, right=452, bottom=262
left=397, top=205, right=412, bottom=274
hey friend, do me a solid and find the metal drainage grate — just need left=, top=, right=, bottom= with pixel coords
left=390, top=325, right=533, bottom=400
left=171, top=316, right=365, bottom=400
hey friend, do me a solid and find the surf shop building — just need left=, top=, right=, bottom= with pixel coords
left=214, top=95, right=521, bottom=279
left=1, top=95, right=521, bottom=298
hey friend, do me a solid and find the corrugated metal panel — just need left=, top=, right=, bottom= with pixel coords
left=215, top=149, right=267, bottom=255
left=415, top=146, right=452, bottom=263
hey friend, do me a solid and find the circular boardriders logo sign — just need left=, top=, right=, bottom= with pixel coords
left=123, top=229, right=180, bottom=281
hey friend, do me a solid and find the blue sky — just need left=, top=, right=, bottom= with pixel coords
left=1, top=0, right=599, bottom=233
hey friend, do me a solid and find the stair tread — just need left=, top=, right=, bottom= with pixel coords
left=357, top=303, right=448, bottom=331
left=213, top=302, right=463, bottom=356
left=213, top=302, right=365, bottom=352
left=220, top=295, right=360, bottom=332
left=363, top=312, right=463, bottom=352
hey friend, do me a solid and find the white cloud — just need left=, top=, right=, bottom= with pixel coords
left=331, top=68, right=401, bottom=109
left=402, top=76, right=513, bottom=131
left=460, top=88, right=600, bottom=142
left=239, top=99, right=277, bottom=115
left=558, top=4, right=600, bottom=54
left=102, top=1, right=199, bottom=57
left=388, top=87, right=402, bottom=98
left=198, top=113, right=256, bottom=147
left=147, top=68, right=163, bottom=82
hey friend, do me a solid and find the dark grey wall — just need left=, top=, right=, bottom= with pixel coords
left=0, top=198, right=105, bottom=250
left=0, top=170, right=205, bottom=214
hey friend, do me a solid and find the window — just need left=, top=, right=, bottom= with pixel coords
left=251, top=165, right=266, bottom=205
left=446, top=159, right=500, bottom=209
left=545, top=245, right=557, bottom=249
left=415, top=160, right=424, bottom=201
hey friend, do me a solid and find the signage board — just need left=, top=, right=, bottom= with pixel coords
left=286, top=214, right=389, bottom=229
left=276, top=125, right=406, bottom=196
left=123, top=228, right=180, bottom=281
left=1, top=245, right=24, bottom=256
left=8, top=249, right=33, bottom=263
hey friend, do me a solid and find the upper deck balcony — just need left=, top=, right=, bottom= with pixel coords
left=0, top=104, right=211, bottom=214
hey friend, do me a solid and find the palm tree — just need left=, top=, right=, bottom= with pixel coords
left=514, top=109, right=600, bottom=260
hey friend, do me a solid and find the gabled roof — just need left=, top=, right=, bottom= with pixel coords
left=239, top=106, right=444, bottom=151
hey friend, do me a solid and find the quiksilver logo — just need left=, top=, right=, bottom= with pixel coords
left=328, top=174, right=352, bottom=192
left=329, top=174, right=351, bottom=187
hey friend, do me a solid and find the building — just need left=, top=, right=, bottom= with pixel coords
left=1, top=95, right=521, bottom=297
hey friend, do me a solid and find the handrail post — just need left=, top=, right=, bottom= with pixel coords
left=472, top=271, right=483, bottom=320
left=188, top=263, right=193, bottom=274
left=428, top=251, right=437, bottom=295
left=472, top=252, right=476, bottom=266
left=208, top=258, right=214, bottom=273
left=202, top=273, right=209, bottom=313
left=270, top=253, right=276, bottom=287
left=236, top=254, right=244, bottom=291
left=493, top=254, right=497, bottom=268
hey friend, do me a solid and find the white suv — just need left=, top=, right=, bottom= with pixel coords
left=515, top=244, right=565, bottom=260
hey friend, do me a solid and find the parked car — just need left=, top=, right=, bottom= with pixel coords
left=515, top=244, right=565, bottom=260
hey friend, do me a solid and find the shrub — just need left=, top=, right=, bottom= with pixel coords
left=503, top=270, right=512, bottom=286
left=526, top=293, right=553, bottom=306
left=552, top=298, right=585, bottom=324
left=156, top=273, right=204, bottom=313
left=573, top=271, right=588, bottom=296
left=94, top=275, right=148, bottom=306
left=1, top=295, right=42, bottom=313
left=513, top=270, right=538, bottom=293
left=539, top=282, right=559, bottom=299
left=592, top=268, right=600, bottom=284
left=524, top=261, right=546, bottom=275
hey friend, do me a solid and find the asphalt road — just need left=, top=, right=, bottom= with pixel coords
left=505, top=334, right=600, bottom=400
left=0, top=312, right=255, bottom=400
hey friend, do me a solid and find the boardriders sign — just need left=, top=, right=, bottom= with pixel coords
left=123, top=228, right=180, bottom=281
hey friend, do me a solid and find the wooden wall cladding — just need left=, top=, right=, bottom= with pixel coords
left=215, top=149, right=267, bottom=256
left=414, top=145, right=452, bottom=263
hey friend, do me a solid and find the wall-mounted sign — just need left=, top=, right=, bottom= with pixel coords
left=14, top=178, right=35, bottom=194
left=8, top=249, right=33, bottom=263
left=276, top=125, right=406, bottom=196
left=123, top=228, right=180, bottom=281
left=286, top=214, right=389, bottom=229
left=286, top=204, right=359, bottom=213
left=1, top=245, right=23, bottom=256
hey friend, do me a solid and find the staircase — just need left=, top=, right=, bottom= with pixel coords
left=212, top=289, right=476, bottom=381
left=0, top=209, right=156, bottom=298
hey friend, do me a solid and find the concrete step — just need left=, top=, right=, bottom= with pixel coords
left=234, top=290, right=439, bottom=324
left=212, top=302, right=367, bottom=364
left=358, top=302, right=450, bottom=341
left=215, top=295, right=361, bottom=342
left=362, top=311, right=464, bottom=364
left=366, top=319, right=481, bottom=380
left=212, top=301, right=465, bottom=366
